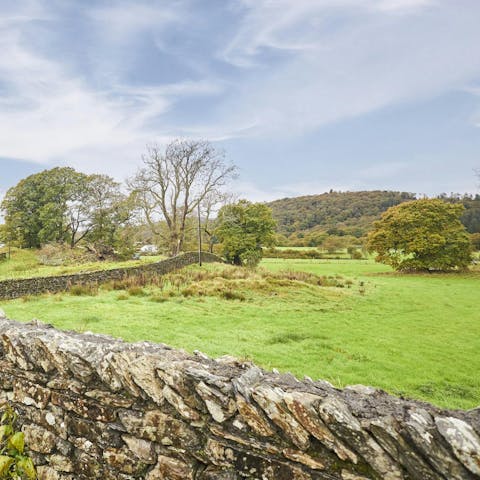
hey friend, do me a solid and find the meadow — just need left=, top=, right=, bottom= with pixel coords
left=0, top=248, right=164, bottom=280
left=0, top=255, right=478, bottom=410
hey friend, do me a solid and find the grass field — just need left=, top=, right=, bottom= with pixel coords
left=0, top=257, right=478, bottom=410
left=0, top=248, right=164, bottom=280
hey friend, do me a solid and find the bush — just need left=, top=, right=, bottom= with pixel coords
left=0, top=405, right=36, bottom=479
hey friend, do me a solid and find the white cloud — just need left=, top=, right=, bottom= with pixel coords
left=215, top=0, right=480, bottom=138
left=222, top=0, right=436, bottom=67
left=0, top=0, right=479, bottom=200
left=0, top=2, right=220, bottom=176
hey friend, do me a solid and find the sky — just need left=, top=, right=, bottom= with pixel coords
left=0, top=0, right=479, bottom=202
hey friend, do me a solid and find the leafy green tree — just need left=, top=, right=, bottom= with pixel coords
left=1, top=168, right=134, bottom=254
left=367, top=199, right=471, bottom=271
left=1, top=168, right=80, bottom=248
left=215, top=200, right=276, bottom=266
left=80, top=176, right=135, bottom=257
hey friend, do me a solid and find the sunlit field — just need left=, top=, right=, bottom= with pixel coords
left=1, top=257, right=479, bottom=410
left=0, top=248, right=164, bottom=280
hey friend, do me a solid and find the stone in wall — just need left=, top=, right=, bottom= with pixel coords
left=0, top=318, right=478, bottom=479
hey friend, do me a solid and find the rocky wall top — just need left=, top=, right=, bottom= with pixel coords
left=0, top=318, right=478, bottom=480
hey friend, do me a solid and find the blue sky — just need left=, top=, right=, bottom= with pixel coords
left=0, top=0, right=479, bottom=201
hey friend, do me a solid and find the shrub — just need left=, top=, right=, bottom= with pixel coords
left=0, top=405, right=36, bottom=479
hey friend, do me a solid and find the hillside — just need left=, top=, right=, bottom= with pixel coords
left=268, top=190, right=480, bottom=245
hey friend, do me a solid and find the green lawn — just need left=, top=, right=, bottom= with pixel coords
left=1, top=258, right=479, bottom=410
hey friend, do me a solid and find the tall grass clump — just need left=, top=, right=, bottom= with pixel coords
left=69, top=284, right=98, bottom=296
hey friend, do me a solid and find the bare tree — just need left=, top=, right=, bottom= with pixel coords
left=129, top=139, right=237, bottom=256
left=201, top=190, right=237, bottom=252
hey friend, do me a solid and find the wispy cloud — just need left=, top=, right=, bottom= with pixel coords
left=0, top=1, right=220, bottom=172
left=0, top=0, right=479, bottom=199
left=221, top=0, right=437, bottom=67
left=214, top=0, right=480, bottom=138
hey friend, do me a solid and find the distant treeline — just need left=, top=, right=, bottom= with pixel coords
left=263, top=247, right=364, bottom=260
left=267, top=190, right=480, bottom=246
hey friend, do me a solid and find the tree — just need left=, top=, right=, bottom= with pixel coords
left=1, top=168, right=134, bottom=254
left=129, top=139, right=236, bottom=256
left=367, top=199, right=472, bottom=271
left=64, top=173, right=94, bottom=248
left=1, top=168, right=81, bottom=248
left=80, top=175, right=135, bottom=257
left=215, top=200, right=276, bottom=266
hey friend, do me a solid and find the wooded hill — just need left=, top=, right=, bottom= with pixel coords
left=267, top=190, right=480, bottom=246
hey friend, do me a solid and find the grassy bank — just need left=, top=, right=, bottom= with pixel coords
left=0, top=248, right=164, bottom=280
left=1, top=258, right=478, bottom=410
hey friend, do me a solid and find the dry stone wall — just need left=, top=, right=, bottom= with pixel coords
left=0, top=252, right=221, bottom=300
left=0, top=318, right=478, bottom=480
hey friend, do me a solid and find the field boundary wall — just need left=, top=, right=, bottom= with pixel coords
left=0, top=252, right=222, bottom=300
